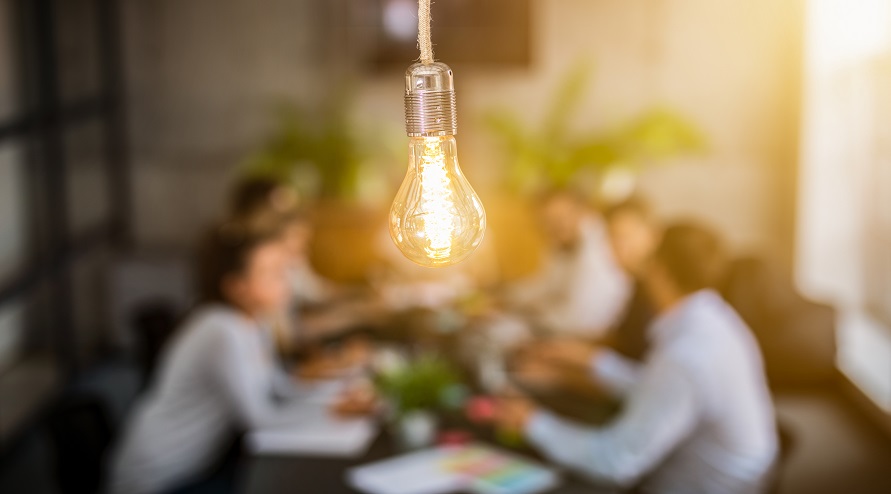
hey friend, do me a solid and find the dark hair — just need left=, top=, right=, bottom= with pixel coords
left=604, top=196, right=654, bottom=223
left=653, top=222, right=726, bottom=294
left=229, top=177, right=296, bottom=218
left=197, top=220, right=283, bottom=303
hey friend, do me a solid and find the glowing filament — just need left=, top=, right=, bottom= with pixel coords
left=419, top=137, right=455, bottom=259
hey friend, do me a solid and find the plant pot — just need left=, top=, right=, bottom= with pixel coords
left=308, top=199, right=386, bottom=283
left=393, top=410, right=438, bottom=450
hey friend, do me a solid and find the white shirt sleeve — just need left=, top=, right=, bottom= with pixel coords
left=590, top=349, right=642, bottom=397
left=211, top=326, right=313, bottom=429
left=507, top=258, right=559, bottom=309
left=290, top=262, right=336, bottom=306
left=526, top=358, right=700, bottom=488
left=520, top=218, right=631, bottom=337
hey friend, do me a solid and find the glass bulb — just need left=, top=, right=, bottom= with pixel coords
left=389, top=135, right=486, bottom=267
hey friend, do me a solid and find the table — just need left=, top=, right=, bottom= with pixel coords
left=249, top=309, right=627, bottom=494
left=242, top=428, right=623, bottom=494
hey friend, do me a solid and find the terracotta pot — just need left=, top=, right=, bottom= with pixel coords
left=308, top=199, right=386, bottom=283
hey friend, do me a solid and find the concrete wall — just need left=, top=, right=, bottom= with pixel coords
left=122, top=0, right=326, bottom=247
left=123, top=0, right=804, bottom=264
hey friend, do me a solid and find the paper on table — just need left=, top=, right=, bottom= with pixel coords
left=247, top=406, right=377, bottom=458
left=348, top=444, right=560, bottom=494
left=349, top=448, right=463, bottom=494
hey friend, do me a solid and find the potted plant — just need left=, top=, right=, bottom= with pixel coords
left=241, top=91, right=402, bottom=201
left=483, top=63, right=706, bottom=200
left=373, top=353, right=465, bottom=449
left=479, top=64, right=707, bottom=279
left=239, top=94, right=402, bottom=281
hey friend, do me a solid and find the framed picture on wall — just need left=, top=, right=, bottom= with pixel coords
left=349, top=0, right=531, bottom=71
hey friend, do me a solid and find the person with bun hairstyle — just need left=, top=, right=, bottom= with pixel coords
left=109, top=220, right=372, bottom=494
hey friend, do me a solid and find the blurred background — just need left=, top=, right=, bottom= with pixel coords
left=0, top=0, right=890, bottom=493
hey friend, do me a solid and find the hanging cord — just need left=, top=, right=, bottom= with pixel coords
left=418, top=0, right=434, bottom=64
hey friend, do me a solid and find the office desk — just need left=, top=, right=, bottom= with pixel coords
left=242, top=430, right=621, bottom=494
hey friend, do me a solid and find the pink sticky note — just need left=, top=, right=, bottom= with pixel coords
left=466, top=396, right=496, bottom=423
left=438, top=429, right=472, bottom=446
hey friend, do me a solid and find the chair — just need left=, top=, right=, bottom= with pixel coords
left=46, top=393, right=114, bottom=494
left=720, top=257, right=836, bottom=388
left=165, top=435, right=244, bottom=494
left=131, top=299, right=180, bottom=388
left=764, top=418, right=797, bottom=494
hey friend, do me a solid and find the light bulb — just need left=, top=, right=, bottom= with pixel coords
left=389, top=62, right=486, bottom=267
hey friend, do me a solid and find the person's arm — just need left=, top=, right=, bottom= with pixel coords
left=291, top=262, right=340, bottom=306
left=525, top=359, right=699, bottom=488
left=532, top=264, right=630, bottom=338
left=589, top=349, right=642, bottom=397
left=271, top=364, right=306, bottom=401
left=506, top=258, right=557, bottom=309
left=536, top=341, right=641, bottom=397
left=534, top=301, right=583, bottom=336
left=211, top=327, right=314, bottom=429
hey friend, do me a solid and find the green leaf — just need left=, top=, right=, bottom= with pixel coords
left=374, top=354, right=462, bottom=415
left=543, top=62, right=594, bottom=142
left=240, top=90, right=400, bottom=201
left=481, top=63, right=707, bottom=196
left=615, top=108, right=706, bottom=162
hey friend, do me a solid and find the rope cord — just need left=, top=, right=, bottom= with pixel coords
left=418, top=0, right=433, bottom=64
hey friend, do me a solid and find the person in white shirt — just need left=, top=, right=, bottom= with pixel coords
left=109, top=220, right=372, bottom=494
left=497, top=223, right=778, bottom=494
left=507, top=189, right=630, bottom=338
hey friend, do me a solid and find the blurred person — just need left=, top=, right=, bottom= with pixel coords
left=509, top=197, right=661, bottom=395
left=278, top=209, right=374, bottom=346
left=109, top=220, right=374, bottom=494
left=601, top=196, right=661, bottom=361
left=228, top=177, right=371, bottom=352
left=229, top=177, right=341, bottom=307
left=280, top=209, right=340, bottom=306
left=495, top=223, right=778, bottom=494
left=506, top=188, right=630, bottom=338
left=229, top=176, right=299, bottom=221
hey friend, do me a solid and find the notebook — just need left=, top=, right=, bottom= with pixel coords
left=247, top=406, right=377, bottom=458
left=348, top=443, right=560, bottom=494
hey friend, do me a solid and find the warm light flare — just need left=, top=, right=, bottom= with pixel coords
left=418, top=137, right=456, bottom=260
left=389, top=135, right=486, bottom=267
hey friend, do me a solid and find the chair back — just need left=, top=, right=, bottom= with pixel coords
left=721, top=257, right=836, bottom=388
left=47, top=393, right=114, bottom=494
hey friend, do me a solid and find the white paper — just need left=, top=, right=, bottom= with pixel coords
left=247, top=407, right=377, bottom=457
left=349, top=448, right=463, bottom=494
left=347, top=444, right=560, bottom=494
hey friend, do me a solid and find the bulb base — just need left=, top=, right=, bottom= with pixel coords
left=404, top=62, right=458, bottom=137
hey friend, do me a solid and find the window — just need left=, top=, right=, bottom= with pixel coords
left=798, top=0, right=891, bottom=411
left=0, top=0, right=129, bottom=438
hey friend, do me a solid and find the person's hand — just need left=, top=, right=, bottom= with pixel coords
left=494, top=394, right=537, bottom=435
left=536, top=339, right=600, bottom=370
left=508, top=352, right=565, bottom=391
left=342, top=337, right=372, bottom=368
left=295, top=355, right=337, bottom=380
left=296, top=339, right=371, bottom=380
left=295, top=351, right=351, bottom=380
left=331, top=384, right=378, bottom=417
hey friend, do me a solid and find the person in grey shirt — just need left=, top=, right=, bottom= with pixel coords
left=109, top=220, right=370, bottom=494
left=498, top=223, right=778, bottom=494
